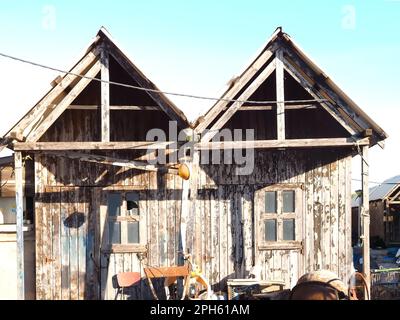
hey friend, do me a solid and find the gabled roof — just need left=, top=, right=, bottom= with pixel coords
left=369, top=175, right=400, bottom=201
left=2, top=27, right=189, bottom=143
left=351, top=175, right=400, bottom=207
left=194, top=27, right=388, bottom=146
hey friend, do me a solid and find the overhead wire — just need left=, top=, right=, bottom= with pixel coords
left=0, top=51, right=328, bottom=105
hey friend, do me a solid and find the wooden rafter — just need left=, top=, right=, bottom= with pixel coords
left=195, top=43, right=278, bottom=134
left=26, top=60, right=102, bottom=142
left=8, top=49, right=99, bottom=141
left=389, top=188, right=400, bottom=203
left=200, top=59, right=277, bottom=143
left=195, top=137, right=369, bottom=150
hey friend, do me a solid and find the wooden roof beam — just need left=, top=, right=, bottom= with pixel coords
left=195, top=137, right=370, bottom=150
left=13, top=141, right=179, bottom=151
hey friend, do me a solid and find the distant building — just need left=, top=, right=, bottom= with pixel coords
left=352, top=176, right=400, bottom=247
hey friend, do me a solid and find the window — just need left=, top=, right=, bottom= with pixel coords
left=106, top=192, right=141, bottom=246
left=257, top=186, right=302, bottom=249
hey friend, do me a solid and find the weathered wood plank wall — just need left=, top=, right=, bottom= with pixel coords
left=34, top=146, right=353, bottom=299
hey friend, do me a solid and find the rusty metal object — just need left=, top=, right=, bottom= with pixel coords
left=290, top=270, right=348, bottom=300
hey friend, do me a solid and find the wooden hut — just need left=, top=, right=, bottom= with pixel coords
left=352, top=176, right=400, bottom=247
left=0, top=27, right=387, bottom=299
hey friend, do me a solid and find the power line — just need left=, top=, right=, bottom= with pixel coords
left=351, top=178, right=399, bottom=185
left=0, top=51, right=328, bottom=105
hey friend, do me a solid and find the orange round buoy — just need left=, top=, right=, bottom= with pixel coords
left=178, top=163, right=190, bottom=180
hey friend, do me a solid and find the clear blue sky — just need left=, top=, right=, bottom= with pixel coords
left=0, top=0, right=399, bottom=187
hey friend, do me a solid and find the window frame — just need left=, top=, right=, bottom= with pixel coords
left=255, top=184, right=303, bottom=251
left=101, top=190, right=146, bottom=254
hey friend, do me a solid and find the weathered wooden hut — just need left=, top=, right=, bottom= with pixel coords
left=0, top=27, right=387, bottom=300
left=352, top=176, right=400, bottom=247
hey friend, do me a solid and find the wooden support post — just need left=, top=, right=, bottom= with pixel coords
left=276, top=49, right=285, bottom=140
left=180, top=175, right=190, bottom=256
left=188, top=149, right=200, bottom=262
left=361, top=145, right=371, bottom=299
left=15, top=151, right=25, bottom=300
left=101, top=46, right=110, bottom=142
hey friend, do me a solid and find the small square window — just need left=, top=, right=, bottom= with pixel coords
left=265, top=219, right=277, bottom=241
left=265, top=191, right=277, bottom=213
left=283, top=190, right=295, bottom=212
left=283, top=219, right=295, bottom=240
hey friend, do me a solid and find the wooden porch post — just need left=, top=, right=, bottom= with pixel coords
left=15, top=151, right=25, bottom=300
left=361, top=145, right=371, bottom=298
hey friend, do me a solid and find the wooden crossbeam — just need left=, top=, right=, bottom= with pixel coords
left=282, top=57, right=357, bottom=136
left=8, top=49, right=99, bottom=140
left=195, top=137, right=370, bottom=150
left=13, top=138, right=369, bottom=151
left=238, top=104, right=318, bottom=111
left=13, top=141, right=178, bottom=151
left=195, top=43, right=278, bottom=134
left=389, top=188, right=400, bottom=203
left=201, top=59, right=277, bottom=143
left=26, top=60, right=102, bottom=142
left=68, top=105, right=160, bottom=110
left=68, top=104, right=318, bottom=111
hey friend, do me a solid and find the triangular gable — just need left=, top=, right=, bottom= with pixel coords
left=3, top=27, right=189, bottom=143
left=195, top=28, right=388, bottom=146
